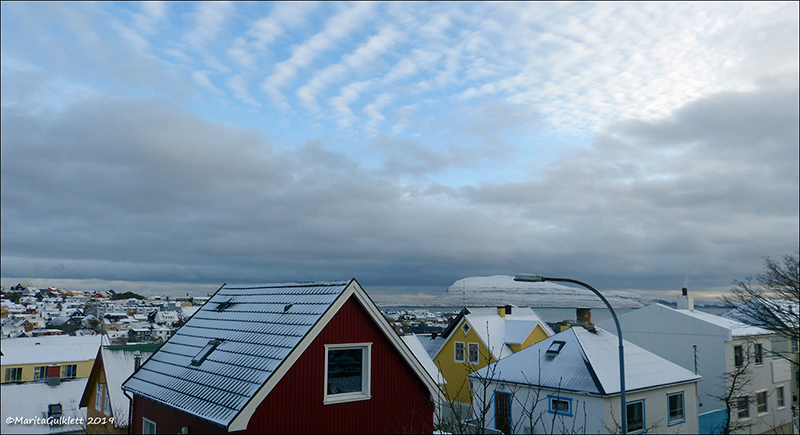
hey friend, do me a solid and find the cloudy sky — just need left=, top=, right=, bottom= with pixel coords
left=1, top=2, right=798, bottom=300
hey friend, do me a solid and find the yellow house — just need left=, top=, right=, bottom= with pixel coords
left=80, top=342, right=160, bottom=434
left=0, top=335, right=100, bottom=383
left=433, top=306, right=554, bottom=405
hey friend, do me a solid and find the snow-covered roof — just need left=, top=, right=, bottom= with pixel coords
left=672, top=306, right=773, bottom=337
left=402, top=334, right=446, bottom=385
left=122, top=279, right=442, bottom=431
left=0, top=335, right=101, bottom=366
left=470, top=326, right=701, bottom=395
left=460, top=307, right=555, bottom=360
left=81, top=344, right=159, bottom=427
left=0, top=378, right=88, bottom=434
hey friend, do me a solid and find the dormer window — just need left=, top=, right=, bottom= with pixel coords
left=192, top=339, right=222, bottom=366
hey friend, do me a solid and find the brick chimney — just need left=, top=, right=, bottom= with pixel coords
left=677, top=287, right=694, bottom=311
left=576, top=308, right=595, bottom=331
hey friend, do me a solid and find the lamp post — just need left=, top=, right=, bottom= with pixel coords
left=514, top=274, right=627, bottom=434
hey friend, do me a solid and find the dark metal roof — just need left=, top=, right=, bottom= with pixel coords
left=122, top=280, right=349, bottom=427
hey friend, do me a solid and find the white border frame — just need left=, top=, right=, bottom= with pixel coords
left=142, top=417, right=157, bottom=434
left=454, top=341, right=465, bottom=363
left=323, top=342, right=372, bottom=405
left=468, top=342, right=480, bottom=365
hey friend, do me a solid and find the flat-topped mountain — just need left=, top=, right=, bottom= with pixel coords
left=433, top=275, right=661, bottom=308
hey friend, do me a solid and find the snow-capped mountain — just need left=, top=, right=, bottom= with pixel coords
left=432, top=275, right=661, bottom=308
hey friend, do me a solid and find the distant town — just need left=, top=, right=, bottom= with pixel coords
left=1, top=278, right=797, bottom=434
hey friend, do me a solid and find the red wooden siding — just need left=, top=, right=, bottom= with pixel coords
left=239, top=295, right=433, bottom=434
left=130, top=395, right=228, bottom=434
left=131, top=294, right=434, bottom=434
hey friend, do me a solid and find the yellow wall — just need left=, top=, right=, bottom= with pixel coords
left=507, top=324, right=549, bottom=353
left=1, top=360, right=94, bottom=383
left=434, top=319, right=552, bottom=404
left=434, top=319, right=496, bottom=404
left=85, top=364, right=122, bottom=434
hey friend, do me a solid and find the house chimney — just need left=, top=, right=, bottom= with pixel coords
left=576, top=308, right=595, bottom=331
left=134, top=351, right=142, bottom=371
left=497, top=306, right=506, bottom=317
left=677, top=287, right=694, bottom=311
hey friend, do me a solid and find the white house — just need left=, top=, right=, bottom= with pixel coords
left=469, top=326, right=701, bottom=434
left=597, top=294, right=793, bottom=434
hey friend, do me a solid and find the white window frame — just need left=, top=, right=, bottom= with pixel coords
left=323, top=343, right=372, bottom=405
left=756, top=390, right=768, bottom=415
left=468, top=342, right=480, bottom=364
left=454, top=341, right=465, bottom=363
left=61, top=364, right=77, bottom=379
left=4, top=367, right=22, bottom=382
left=734, top=345, right=744, bottom=368
left=142, top=417, right=157, bottom=434
left=547, top=395, right=573, bottom=416
left=737, top=396, right=750, bottom=419
left=754, top=343, right=763, bottom=365
left=33, top=366, right=47, bottom=381
left=667, top=391, right=685, bottom=425
left=104, top=385, right=112, bottom=416
left=776, top=386, right=785, bottom=408
left=96, top=383, right=104, bottom=412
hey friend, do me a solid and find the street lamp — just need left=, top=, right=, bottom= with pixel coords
left=514, top=274, right=628, bottom=434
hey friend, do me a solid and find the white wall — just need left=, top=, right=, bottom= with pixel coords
left=472, top=380, right=699, bottom=434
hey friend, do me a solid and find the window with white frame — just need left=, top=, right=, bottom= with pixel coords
left=454, top=342, right=465, bottom=363
left=33, top=366, right=47, bottom=381
left=756, top=391, right=767, bottom=414
left=754, top=343, right=763, bottom=365
left=468, top=342, right=479, bottom=364
left=737, top=396, right=749, bottom=419
left=668, top=392, right=685, bottom=424
left=776, top=386, right=785, bottom=407
left=324, top=343, right=371, bottom=404
left=142, top=418, right=157, bottom=434
left=734, top=345, right=744, bottom=367
left=62, top=364, right=77, bottom=379
left=626, top=400, right=644, bottom=432
left=96, top=383, right=104, bottom=412
left=4, top=367, right=22, bottom=383
left=104, top=386, right=111, bottom=415
left=548, top=395, right=572, bottom=416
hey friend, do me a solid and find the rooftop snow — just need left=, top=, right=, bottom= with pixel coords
left=470, top=326, right=700, bottom=395
left=0, top=378, right=88, bottom=434
left=0, top=335, right=102, bottom=366
left=99, top=344, right=159, bottom=427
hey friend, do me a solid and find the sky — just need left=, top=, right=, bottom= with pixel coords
left=1, top=2, right=798, bottom=301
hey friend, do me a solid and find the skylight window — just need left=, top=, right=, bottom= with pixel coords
left=214, top=298, right=236, bottom=312
left=192, top=339, right=222, bottom=366
left=546, top=340, right=566, bottom=354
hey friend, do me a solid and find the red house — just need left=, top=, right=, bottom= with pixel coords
left=122, top=279, right=441, bottom=434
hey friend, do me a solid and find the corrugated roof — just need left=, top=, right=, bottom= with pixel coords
left=470, top=326, right=700, bottom=395
left=122, top=281, right=349, bottom=427
left=0, top=335, right=101, bottom=366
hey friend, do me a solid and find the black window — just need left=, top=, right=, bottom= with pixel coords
left=668, top=392, right=684, bottom=423
left=627, top=400, right=644, bottom=432
left=734, top=345, right=743, bottom=367
left=754, top=343, right=763, bottom=365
